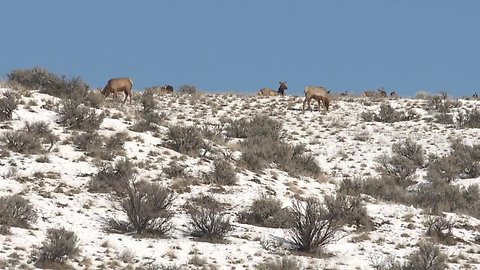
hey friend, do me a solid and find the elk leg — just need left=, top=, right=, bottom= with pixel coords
left=318, top=99, right=322, bottom=112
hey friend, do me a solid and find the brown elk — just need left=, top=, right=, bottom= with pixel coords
left=145, top=84, right=174, bottom=95
left=257, top=81, right=288, bottom=96
left=101, top=78, right=133, bottom=105
left=303, top=86, right=331, bottom=113
left=364, top=88, right=387, bottom=98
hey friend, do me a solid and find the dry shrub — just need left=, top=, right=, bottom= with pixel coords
left=404, top=241, right=447, bottom=270
left=130, top=90, right=164, bottom=132
left=256, top=256, right=302, bottom=270
left=239, top=195, right=292, bottom=228
left=425, top=216, right=456, bottom=245
left=288, top=197, right=340, bottom=254
left=165, top=125, right=205, bottom=155
left=58, top=98, right=105, bottom=131
left=73, top=131, right=127, bottom=160
left=0, top=91, right=19, bottom=121
left=324, top=194, right=374, bottom=230
left=88, top=159, right=135, bottom=193
left=3, top=121, right=59, bottom=154
left=204, top=159, right=237, bottom=185
left=457, top=109, right=480, bottom=128
left=162, top=161, right=187, bottom=179
left=364, top=104, right=418, bottom=123
left=7, top=67, right=89, bottom=100
left=107, top=179, right=175, bottom=235
left=185, top=195, right=232, bottom=242
left=0, top=194, right=36, bottom=228
left=36, top=228, right=79, bottom=266
left=225, top=115, right=282, bottom=140
left=427, top=140, right=480, bottom=183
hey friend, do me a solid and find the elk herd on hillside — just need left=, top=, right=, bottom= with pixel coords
left=99, top=77, right=479, bottom=112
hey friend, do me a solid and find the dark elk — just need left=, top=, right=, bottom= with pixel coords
left=303, top=86, right=331, bottom=113
left=101, top=78, right=133, bottom=105
left=258, top=81, right=288, bottom=96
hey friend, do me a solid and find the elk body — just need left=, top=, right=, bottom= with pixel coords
left=101, top=78, right=133, bottom=105
left=146, top=84, right=174, bottom=95
left=257, top=81, right=288, bottom=96
left=303, top=86, right=331, bottom=113
left=364, top=88, right=387, bottom=98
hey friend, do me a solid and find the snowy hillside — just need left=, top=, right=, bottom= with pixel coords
left=0, top=85, right=480, bottom=270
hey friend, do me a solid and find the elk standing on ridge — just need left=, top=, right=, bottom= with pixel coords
left=101, top=78, right=133, bottom=105
left=303, top=86, right=331, bottom=113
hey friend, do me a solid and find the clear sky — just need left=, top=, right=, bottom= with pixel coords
left=1, top=0, right=479, bottom=97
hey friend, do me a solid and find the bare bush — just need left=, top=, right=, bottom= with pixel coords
left=58, top=98, right=105, bottom=131
left=403, top=241, right=447, bottom=270
left=0, top=91, right=19, bottom=121
left=239, top=195, right=292, bottom=228
left=325, top=194, right=373, bottom=230
left=256, top=256, right=302, bottom=270
left=36, top=228, right=79, bottom=265
left=130, top=90, right=164, bottom=132
left=186, top=195, right=232, bottom=242
left=108, top=179, right=175, bottom=235
left=165, top=125, right=205, bottom=155
left=88, top=159, right=135, bottom=193
left=427, top=140, right=480, bottom=183
left=162, top=161, right=187, bottom=179
left=3, top=121, right=59, bottom=154
left=0, top=195, right=36, bottom=228
left=178, top=84, right=198, bottom=95
left=204, top=159, right=237, bottom=185
left=225, top=115, right=283, bottom=140
left=3, top=130, right=42, bottom=154
left=425, top=216, right=456, bottom=244
left=365, top=104, right=417, bottom=123
left=288, top=197, right=340, bottom=253
left=457, top=109, right=480, bottom=128
left=7, top=67, right=89, bottom=99
left=392, top=138, right=425, bottom=168
left=434, top=112, right=454, bottom=125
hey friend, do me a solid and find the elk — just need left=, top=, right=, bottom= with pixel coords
left=257, top=81, right=288, bottom=96
left=101, top=78, right=133, bottom=105
left=303, top=86, right=331, bottom=113
left=364, top=88, right=387, bottom=98
left=145, top=84, right=174, bottom=95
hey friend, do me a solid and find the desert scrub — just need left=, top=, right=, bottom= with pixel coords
left=58, top=98, right=105, bottom=131
left=165, top=125, right=205, bottom=156
left=239, top=195, right=292, bottom=228
left=204, top=159, right=237, bottom=185
left=106, top=179, right=175, bottom=235
left=35, top=228, right=79, bottom=267
left=0, top=194, right=36, bottom=228
left=185, top=195, right=232, bottom=242
left=7, top=66, right=89, bottom=100
left=0, top=91, right=19, bottom=121
left=88, top=158, right=136, bottom=193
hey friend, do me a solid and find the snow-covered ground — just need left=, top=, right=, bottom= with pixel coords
left=0, top=88, right=479, bottom=269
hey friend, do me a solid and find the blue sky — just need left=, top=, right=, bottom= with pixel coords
left=1, top=0, right=479, bottom=97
